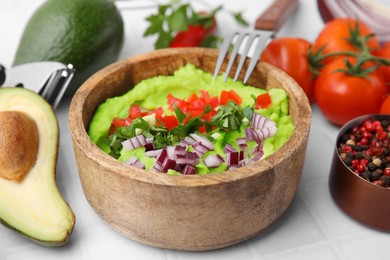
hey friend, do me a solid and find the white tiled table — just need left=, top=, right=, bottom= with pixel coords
left=0, top=1, right=389, bottom=259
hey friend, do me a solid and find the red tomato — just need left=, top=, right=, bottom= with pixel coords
left=167, top=91, right=219, bottom=122
left=109, top=117, right=133, bottom=135
left=129, top=104, right=142, bottom=119
left=373, top=41, right=390, bottom=91
left=380, top=95, right=390, bottom=114
left=314, top=57, right=387, bottom=126
left=255, top=93, right=272, bottom=109
left=158, top=115, right=179, bottom=130
left=220, top=90, right=242, bottom=105
left=167, top=94, right=188, bottom=112
left=169, top=13, right=216, bottom=48
left=312, top=18, right=380, bottom=64
left=150, top=106, right=164, bottom=118
left=261, top=38, right=315, bottom=102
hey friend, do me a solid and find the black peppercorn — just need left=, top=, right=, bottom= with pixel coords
left=372, top=169, right=383, bottom=181
left=367, top=162, right=377, bottom=172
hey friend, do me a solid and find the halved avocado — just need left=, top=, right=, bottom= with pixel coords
left=0, top=87, right=75, bottom=246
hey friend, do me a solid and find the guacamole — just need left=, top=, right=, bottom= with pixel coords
left=88, top=64, right=294, bottom=175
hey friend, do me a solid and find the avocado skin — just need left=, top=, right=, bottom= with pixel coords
left=0, top=218, right=74, bottom=247
left=13, top=0, right=124, bottom=96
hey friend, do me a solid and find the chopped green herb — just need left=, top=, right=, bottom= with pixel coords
left=211, top=101, right=245, bottom=131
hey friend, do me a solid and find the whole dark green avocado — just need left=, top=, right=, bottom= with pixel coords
left=13, top=0, right=124, bottom=96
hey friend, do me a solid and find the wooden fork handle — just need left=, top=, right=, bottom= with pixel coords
left=255, top=0, right=299, bottom=31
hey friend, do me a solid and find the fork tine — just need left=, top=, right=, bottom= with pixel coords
left=213, top=31, right=237, bottom=80
left=223, top=31, right=247, bottom=82
left=233, top=32, right=259, bottom=81
left=243, top=31, right=273, bottom=84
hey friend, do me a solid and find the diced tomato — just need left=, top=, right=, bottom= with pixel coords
left=200, top=90, right=211, bottom=102
left=202, top=110, right=217, bottom=121
left=220, top=90, right=242, bottom=105
left=191, top=108, right=204, bottom=117
left=198, top=125, right=206, bottom=134
left=109, top=117, right=133, bottom=135
left=255, top=93, right=272, bottom=109
left=192, top=98, right=206, bottom=109
left=150, top=106, right=164, bottom=117
left=129, top=104, right=142, bottom=119
left=167, top=94, right=187, bottom=112
left=113, top=117, right=131, bottom=127
left=210, top=97, right=219, bottom=108
left=187, top=93, right=199, bottom=103
left=159, top=115, right=179, bottom=130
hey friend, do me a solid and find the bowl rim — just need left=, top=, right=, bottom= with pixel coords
left=69, top=48, right=311, bottom=187
left=334, top=113, right=390, bottom=191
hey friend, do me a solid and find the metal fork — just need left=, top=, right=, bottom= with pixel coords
left=213, top=0, right=298, bottom=84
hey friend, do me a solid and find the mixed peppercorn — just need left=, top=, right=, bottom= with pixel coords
left=338, top=119, right=390, bottom=188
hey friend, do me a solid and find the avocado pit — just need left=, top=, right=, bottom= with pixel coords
left=0, top=110, right=39, bottom=182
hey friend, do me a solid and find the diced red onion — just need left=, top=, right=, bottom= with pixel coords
left=236, top=137, right=246, bottom=146
left=251, top=148, right=264, bottom=162
left=182, top=165, right=196, bottom=175
left=239, top=158, right=250, bottom=167
left=250, top=127, right=261, bottom=144
left=175, top=151, right=200, bottom=166
left=190, top=133, right=214, bottom=150
left=153, top=162, right=163, bottom=172
left=193, top=142, right=209, bottom=155
left=156, top=148, right=167, bottom=165
left=255, top=125, right=277, bottom=141
left=184, top=136, right=196, bottom=145
left=145, top=148, right=163, bottom=158
left=226, top=152, right=239, bottom=166
left=223, top=143, right=236, bottom=153
left=176, top=157, right=200, bottom=166
left=245, top=127, right=254, bottom=141
left=144, top=137, right=154, bottom=151
left=130, top=136, right=141, bottom=148
left=252, top=113, right=276, bottom=130
left=176, top=153, right=186, bottom=158
left=203, top=154, right=224, bottom=168
left=250, top=145, right=260, bottom=156
left=175, top=144, right=188, bottom=156
left=239, top=144, right=247, bottom=151
left=166, top=146, right=176, bottom=159
left=125, top=156, right=145, bottom=169
left=193, top=150, right=204, bottom=158
left=125, top=156, right=138, bottom=165
left=133, top=160, right=145, bottom=169
left=136, top=134, right=147, bottom=146
left=174, top=164, right=184, bottom=173
left=144, top=143, right=154, bottom=151
left=162, top=158, right=176, bottom=172
left=121, top=139, right=134, bottom=151
left=239, top=151, right=244, bottom=161
left=187, top=152, right=200, bottom=160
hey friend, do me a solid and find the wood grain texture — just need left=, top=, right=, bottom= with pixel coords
left=68, top=48, right=311, bottom=251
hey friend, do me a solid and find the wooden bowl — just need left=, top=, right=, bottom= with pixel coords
left=329, top=114, right=390, bottom=231
left=68, top=48, right=311, bottom=251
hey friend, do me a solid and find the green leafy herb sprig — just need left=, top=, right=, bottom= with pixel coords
left=144, top=0, right=248, bottom=49
left=209, top=101, right=253, bottom=131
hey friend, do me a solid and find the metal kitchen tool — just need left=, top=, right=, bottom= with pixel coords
left=0, top=61, right=74, bottom=110
left=213, top=0, right=298, bottom=83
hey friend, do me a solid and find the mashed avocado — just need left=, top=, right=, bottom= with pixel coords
left=88, top=64, right=294, bottom=174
